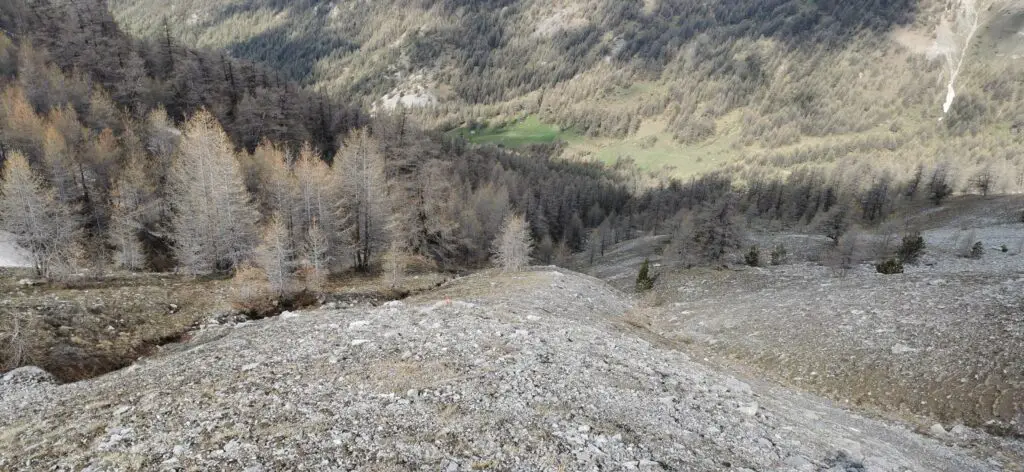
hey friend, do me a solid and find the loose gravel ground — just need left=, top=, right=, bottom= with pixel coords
left=588, top=199, right=1024, bottom=467
left=0, top=268, right=1004, bottom=471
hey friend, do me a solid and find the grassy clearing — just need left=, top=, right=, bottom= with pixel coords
left=562, top=117, right=741, bottom=177
left=451, top=116, right=563, bottom=147
left=451, top=111, right=904, bottom=180
left=450, top=114, right=745, bottom=178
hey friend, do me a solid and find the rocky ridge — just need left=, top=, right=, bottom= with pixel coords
left=0, top=269, right=998, bottom=471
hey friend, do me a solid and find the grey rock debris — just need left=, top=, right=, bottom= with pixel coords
left=0, top=269, right=1000, bottom=471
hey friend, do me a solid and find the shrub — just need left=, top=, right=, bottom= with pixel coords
left=969, top=241, right=984, bottom=259
left=744, top=246, right=760, bottom=267
left=818, top=206, right=850, bottom=245
left=636, top=258, right=655, bottom=292
left=875, top=258, right=904, bottom=274
left=770, top=244, right=788, bottom=266
left=896, top=232, right=925, bottom=264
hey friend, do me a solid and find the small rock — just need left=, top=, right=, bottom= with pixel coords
left=406, top=389, right=419, bottom=398
left=578, top=425, right=591, bottom=433
left=930, top=423, right=948, bottom=437
left=172, top=445, right=186, bottom=456
left=351, top=339, right=370, bottom=346
left=783, top=455, right=814, bottom=471
left=890, top=343, right=918, bottom=354
left=638, top=459, right=663, bottom=470
left=737, top=402, right=759, bottom=417
left=241, top=362, right=260, bottom=372
left=348, top=320, right=370, bottom=330
left=280, top=311, right=300, bottom=319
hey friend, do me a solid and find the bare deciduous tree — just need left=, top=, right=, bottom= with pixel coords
left=293, top=143, right=337, bottom=245
left=255, top=214, right=295, bottom=296
left=337, top=129, right=388, bottom=271
left=0, top=150, right=79, bottom=278
left=109, top=156, right=148, bottom=270
left=493, top=213, right=533, bottom=273
left=382, top=239, right=410, bottom=289
left=969, top=167, right=993, bottom=196
left=169, top=110, right=258, bottom=274
left=301, top=217, right=330, bottom=293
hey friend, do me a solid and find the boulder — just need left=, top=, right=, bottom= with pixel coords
left=1, top=366, right=57, bottom=385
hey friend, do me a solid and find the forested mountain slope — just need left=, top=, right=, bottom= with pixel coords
left=108, top=0, right=1024, bottom=189
left=0, top=0, right=650, bottom=278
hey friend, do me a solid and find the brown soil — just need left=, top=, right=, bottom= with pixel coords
left=0, top=269, right=449, bottom=382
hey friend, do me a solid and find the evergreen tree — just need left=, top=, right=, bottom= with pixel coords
left=635, top=258, right=654, bottom=292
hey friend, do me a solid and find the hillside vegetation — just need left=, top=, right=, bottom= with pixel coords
left=107, top=0, right=1024, bottom=186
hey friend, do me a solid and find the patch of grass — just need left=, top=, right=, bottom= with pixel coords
left=452, top=114, right=744, bottom=178
left=452, top=116, right=563, bottom=147
left=561, top=117, right=739, bottom=177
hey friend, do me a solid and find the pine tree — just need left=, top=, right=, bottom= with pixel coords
left=169, top=110, right=258, bottom=274
left=635, top=258, right=654, bottom=292
left=0, top=151, right=79, bottom=278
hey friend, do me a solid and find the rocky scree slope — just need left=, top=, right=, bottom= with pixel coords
left=0, top=269, right=996, bottom=471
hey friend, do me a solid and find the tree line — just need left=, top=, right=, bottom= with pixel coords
left=0, top=1, right=637, bottom=282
